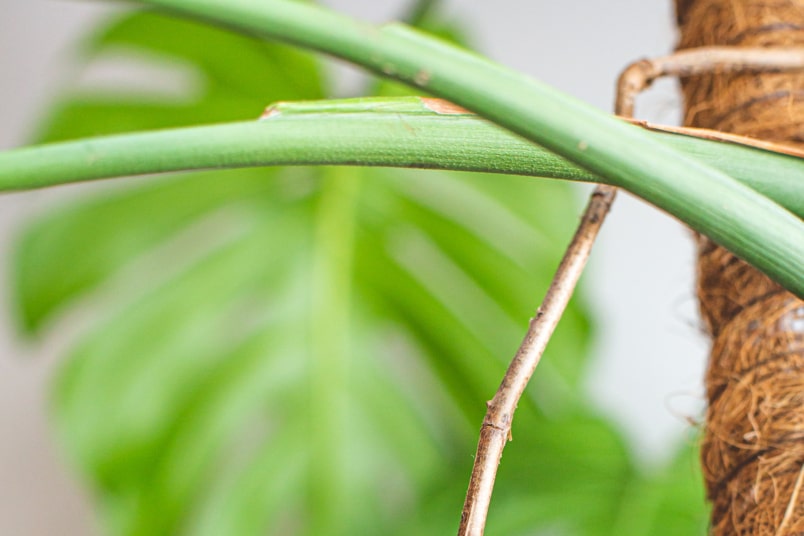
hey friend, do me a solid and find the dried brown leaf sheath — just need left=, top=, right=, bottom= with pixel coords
left=676, top=1, right=804, bottom=534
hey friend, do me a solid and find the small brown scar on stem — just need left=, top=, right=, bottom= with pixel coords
left=259, top=104, right=283, bottom=120
left=414, top=69, right=431, bottom=86
left=419, top=97, right=473, bottom=115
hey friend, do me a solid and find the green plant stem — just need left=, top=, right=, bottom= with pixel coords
left=119, top=0, right=803, bottom=296
left=2, top=98, right=802, bottom=217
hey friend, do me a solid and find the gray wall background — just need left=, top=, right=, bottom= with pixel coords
left=0, top=1, right=707, bottom=533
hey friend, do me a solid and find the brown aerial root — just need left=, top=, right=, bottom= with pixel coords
left=676, top=0, right=804, bottom=534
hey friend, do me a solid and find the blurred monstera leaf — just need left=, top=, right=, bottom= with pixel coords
left=11, top=7, right=707, bottom=536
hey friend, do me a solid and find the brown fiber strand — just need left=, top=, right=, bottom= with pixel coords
left=675, top=0, right=804, bottom=534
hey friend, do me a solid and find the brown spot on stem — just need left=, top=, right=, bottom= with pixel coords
left=259, top=104, right=283, bottom=120
left=414, top=69, right=431, bottom=86
left=419, top=97, right=473, bottom=115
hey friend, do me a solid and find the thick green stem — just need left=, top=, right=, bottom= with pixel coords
left=1, top=98, right=801, bottom=218
left=106, top=0, right=803, bottom=296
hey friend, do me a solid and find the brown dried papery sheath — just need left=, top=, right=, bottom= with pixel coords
left=676, top=1, right=804, bottom=534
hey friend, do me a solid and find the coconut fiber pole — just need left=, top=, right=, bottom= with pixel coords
left=675, top=1, right=804, bottom=533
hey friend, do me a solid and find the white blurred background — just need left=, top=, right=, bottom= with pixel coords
left=0, top=1, right=707, bottom=533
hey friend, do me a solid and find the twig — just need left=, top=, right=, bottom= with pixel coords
left=456, top=70, right=630, bottom=536
left=456, top=184, right=616, bottom=536
left=456, top=45, right=804, bottom=536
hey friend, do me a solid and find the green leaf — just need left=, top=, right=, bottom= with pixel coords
left=603, top=441, right=709, bottom=536
left=85, top=10, right=323, bottom=103
left=14, top=168, right=286, bottom=332
left=14, top=7, right=324, bottom=332
left=42, top=163, right=592, bottom=534
left=9, top=6, right=709, bottom=536
left=16, top=10, right=594, bottom=529
left=38, top=10, right=323, bottom=142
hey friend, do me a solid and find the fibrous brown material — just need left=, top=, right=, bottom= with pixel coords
left=675, top=0, right=804, bottom=534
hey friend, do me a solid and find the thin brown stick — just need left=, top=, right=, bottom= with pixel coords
left=457, top=45, right=804, bottom=536
left=457, top=184, right=616, bottom=536
left=456, top=55, right=634, bottom=536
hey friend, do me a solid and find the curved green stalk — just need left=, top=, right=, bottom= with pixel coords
left=0, top=96, right=801, bottom=216
left=117, top=0, right=804, bottom=296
